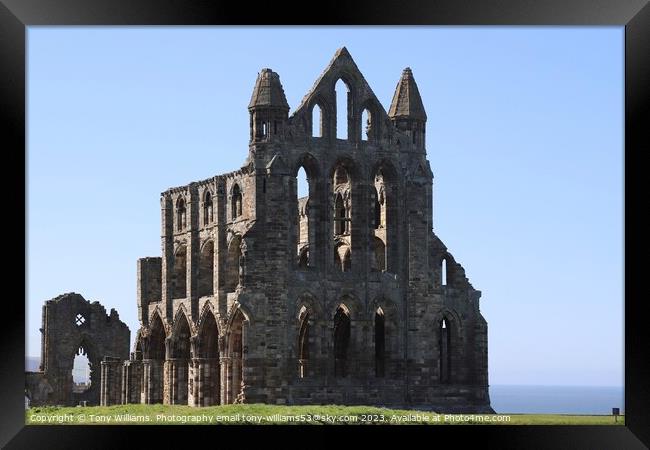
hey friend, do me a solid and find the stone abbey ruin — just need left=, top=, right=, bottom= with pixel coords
left=30, top=48, right=492, bottom=412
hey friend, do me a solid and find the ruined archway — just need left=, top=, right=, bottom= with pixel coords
left=195, top=308, right=220, bottom=406
left=225, top=308, right=248, bottom=404
left=34, top=293, right=129, bottom=406
left=144, top=312, right=166, bottom=404
left=168, top=310, right=191, bottom=405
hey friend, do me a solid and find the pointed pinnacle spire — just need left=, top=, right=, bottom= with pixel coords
left=388, top=67, right=427, bottom=121
left=334, top=46, right=351, bottom=58
left=248, top=68, right=289, bottom=110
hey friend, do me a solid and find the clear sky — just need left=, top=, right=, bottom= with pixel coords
left=27, top=26, right=623, bottom=387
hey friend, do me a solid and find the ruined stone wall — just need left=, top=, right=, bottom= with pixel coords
left=35, top=293, right=130, bottom=406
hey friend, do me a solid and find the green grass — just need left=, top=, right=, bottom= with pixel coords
left=25, top=404, right=625, bottom=425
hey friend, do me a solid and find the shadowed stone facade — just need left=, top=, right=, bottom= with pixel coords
left=103, top=48, right=493, bottom=412
left=26, top=293, right=130, bottom=406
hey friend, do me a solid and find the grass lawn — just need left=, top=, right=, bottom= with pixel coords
left=25, top=404, right=625, bottom=425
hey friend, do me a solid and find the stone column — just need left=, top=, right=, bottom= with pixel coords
left=123, top=360, right=143, bottom=404
left=164, top=358, right=175, bottom=405
left=100, top=357, right=122, bottom=406
left=197, top=358, right=205, bottom=406
left=220, top=356, right=231, bottom=404
left=143, top=359, right=163, bottom=404
left=177, top=359, right=189, bottom=405
left=121, top=361, right=128, bottom=404
left=142, top=360, right=151, bottom=404
left=188, top=358, right=199, bottom=407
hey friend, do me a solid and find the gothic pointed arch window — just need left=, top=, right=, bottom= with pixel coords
left=170, top=312, right=191, bottom=404
left=361, top=108, right=371, bottom=141
left=203, top=191, right=213, bottom=225
left=197, top=310, right=220, bottom=405
left=232, top=184, right=242, bottom=219
left=198, top=240, right=214, bottom=297
left=176, top=197, right=187, bottom=231
left=298, top=306, right=310, bottom=378
left=172, top=244, right=187, bottom=299
left=439, top=317, right=452, bottom=383
left=225, top=235, right=243, bottom=293
left=335, top=79, right=351, bottom=140
left=441, top=258, right=447, bottom=286
left=227, top=309, right=246, bottom=403
left=296, top=166, right=311, bottom=268
left=312, top=103, right=323, bottom=137
left=371, top=167, right=394, bottom=272
left=147, top=313, right=166, bottom=403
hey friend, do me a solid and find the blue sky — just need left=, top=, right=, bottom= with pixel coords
left=27, top=27, right=623, bottom=386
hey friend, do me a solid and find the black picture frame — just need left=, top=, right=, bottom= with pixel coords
left=2, top=1, right=647, bottom=448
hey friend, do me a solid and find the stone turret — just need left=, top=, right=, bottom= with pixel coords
left=248, top=68, right=290, bottom=144
left=389, top=67, right=427, bottom=150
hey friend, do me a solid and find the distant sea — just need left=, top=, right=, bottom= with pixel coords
left=25, top=357, right=623, bottom=414
left=490, top=385, right=624, bottom=414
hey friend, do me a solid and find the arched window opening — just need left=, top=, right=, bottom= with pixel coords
left=225, top=235, right=242, bottom=293
left=361, top=108, right=372, bottom=141
left=176, top=198, right=186, bottom=231
left=198, top=241, right=214, bottom=297
left=374, top=172, right=386, bottom=230
left=312, top=104, right=323, bottom=137
left=375, top=308, right=385, bottom=377
left=203, top=191, right=213, bottom=225
left=171, top=314, right=191, bottom=404
left=297, top=167, right=310, bottom=267
left=172, top=245, right=187, bottom=299
left=262, top=122, right=267, bottom=137
left=228, top=310, right=245, bottom=403
left=333, top=305, right=351, bottom=377
left=441, top=258, right=447, bottom=286
left=298, top=307, right=310, bottom=378
left=147, top=314, right=166, bottom=404
left=72, top=347, right=91, bottom=394
left=232, top=184, right=242, bottom=219
left=439, top=317, right=451, bottom=383
left=197, top=311, right=220, bottom=406
left=372, top=237, right=386, bottom=272
left=149, top=315, right=166, bottom=361
left=173, top=317, right=191, bottom=360
left=335, top=79, right=350, bottom=140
